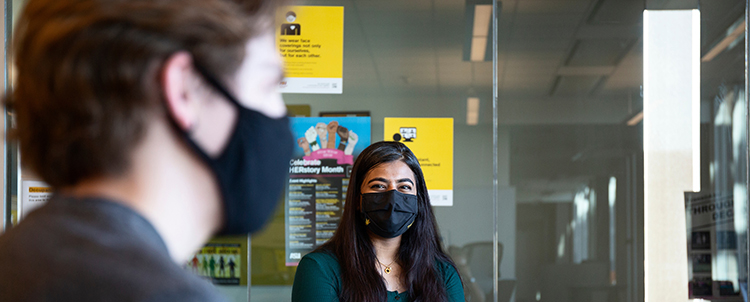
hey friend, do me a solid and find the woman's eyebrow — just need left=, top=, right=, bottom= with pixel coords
left=367, top=177, right=388, bottom=184
left=397, top=178, right=414, bottom=185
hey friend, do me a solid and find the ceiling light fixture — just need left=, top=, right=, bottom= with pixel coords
left=463, top=0, right=495, bottom=62
left=626, top=111, right=643, bottom=126
left=466, top=64, right=479, bottom=126
left=470, top=5, right=492, bottom=61
left=467, top=97, right=480, bottom=125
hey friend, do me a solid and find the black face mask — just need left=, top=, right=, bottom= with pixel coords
left=180, top=63, right=294, bottom=235
left=360, top=190, right=418, bottom=238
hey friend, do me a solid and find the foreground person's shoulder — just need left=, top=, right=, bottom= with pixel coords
left=0, top=197, right=230, bottom=302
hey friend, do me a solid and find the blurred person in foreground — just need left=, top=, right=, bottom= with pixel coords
left=0, top=0, right=293, bottom=301
left=292, top=142, right=464, bottom=302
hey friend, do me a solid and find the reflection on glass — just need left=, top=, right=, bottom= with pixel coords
left=688, top=84, right=747, bottom=300
left=609, top=176, right=617, bottom=285
left=573, top=187, right=594, bottom=264
left=687, top=2, right=748, bottom=295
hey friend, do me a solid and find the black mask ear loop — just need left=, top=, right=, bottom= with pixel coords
left=192, top=63, right=243, bottom=109
left=358, top=193, right=369, bottom=225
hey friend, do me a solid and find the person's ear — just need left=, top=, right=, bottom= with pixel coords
left=161, top=51, right=200, bottom=131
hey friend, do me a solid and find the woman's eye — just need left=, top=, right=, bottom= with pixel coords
left=370, top=184, right=386, bottom=190
left=399, top=185, right=412, bottom=191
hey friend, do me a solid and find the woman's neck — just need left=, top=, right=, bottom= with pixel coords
left=370, top=234, right=401, bottom=263
left=370, top=234, right=406, bottom=293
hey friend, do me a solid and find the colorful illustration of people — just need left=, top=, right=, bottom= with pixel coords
left=201, top=254, right=209, bottom=275
left=297, top=120, right=359, bottom=156
left=281, top=11, right=301, bottom=35
left=190, top=255, right=201, bottom=274
left=186, top=245, right=242, bottom=284
left=228, top=257, right=237, bottom=277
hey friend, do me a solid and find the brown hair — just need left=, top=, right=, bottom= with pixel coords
left=11, top=0, right=277, bottom=188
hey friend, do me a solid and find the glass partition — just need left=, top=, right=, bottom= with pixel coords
left=3, top=1, right=750, bottom=302
left=692, top=0, right=748, bottom=300
left=500, top=0, right=646, bottom=301
left=251, top=0, right=500, bottom=301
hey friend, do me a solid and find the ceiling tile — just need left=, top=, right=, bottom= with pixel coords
left=516, top=0, right=591, bottom=14
left=552, top=75, right=602, bottom=96
left=565, top=39, right=633, bottom=66
left=588, top=0, right=644, bottom=25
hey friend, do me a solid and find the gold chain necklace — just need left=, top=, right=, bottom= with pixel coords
left=376, top=258, right=396, bottom=274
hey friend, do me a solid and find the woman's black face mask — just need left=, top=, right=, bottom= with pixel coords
left=176, top=63, right=294, bottom=235
left=360, top=190, right=418, bottom=238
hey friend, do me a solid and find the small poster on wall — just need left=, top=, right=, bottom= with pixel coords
left=285, top=117, right=371, bottom=265
left=685, top=191, right=743, bottom=300
left=276, top=6, right=344, bottom=94
left=384, top=118, right=454, bottom=206
left=187, top=236, right=248, bottom=286
left=20, top=180, right=52, bottom=219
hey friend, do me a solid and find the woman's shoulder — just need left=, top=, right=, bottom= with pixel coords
left=435, top=257, right=465, bottom=300
left=434, top=258, right=461, bottom=280
left=298, top=250, right=341, bottom=274
left=302, top=250, right=338, bottom=263
left=293, top=250, right=343, bottom=301
left=435, top=258, right=457, bottom=271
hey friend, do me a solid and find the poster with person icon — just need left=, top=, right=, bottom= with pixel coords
left=276, top=6, right=343, bottom=94
left=186, top=236, right=247, bottom=286
left=384, top=118, right=454, bottom=206
left=280, top=11, right=301, bottom=35
left=286, top=117, right=371, bottom=265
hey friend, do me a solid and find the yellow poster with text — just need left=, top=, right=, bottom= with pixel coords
left=276, top=6, right=343, bottom=94
left=384, top=118, right=453, bottom=206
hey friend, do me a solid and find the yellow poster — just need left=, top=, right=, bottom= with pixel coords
left=384, top=118, right=454, bottom=206
left=188, top=236, right=248, bottom=286
left=21, top=180, right=52, bottom=220
left=276, top=6, right=344, bottom=94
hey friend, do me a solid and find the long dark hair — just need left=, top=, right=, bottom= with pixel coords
left=316, top=141, right=459, bottom=302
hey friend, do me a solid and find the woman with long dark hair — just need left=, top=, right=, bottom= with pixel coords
left=292, top=141, right=464, bottom=302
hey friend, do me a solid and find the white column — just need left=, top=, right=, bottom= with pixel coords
left=643, top=9, right=700, bottom=302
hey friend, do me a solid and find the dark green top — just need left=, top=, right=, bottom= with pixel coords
left=292, top=251, right=465, bottom=302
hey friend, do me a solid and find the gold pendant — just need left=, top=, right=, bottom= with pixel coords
left=384, top=266, right=391, bottom=274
